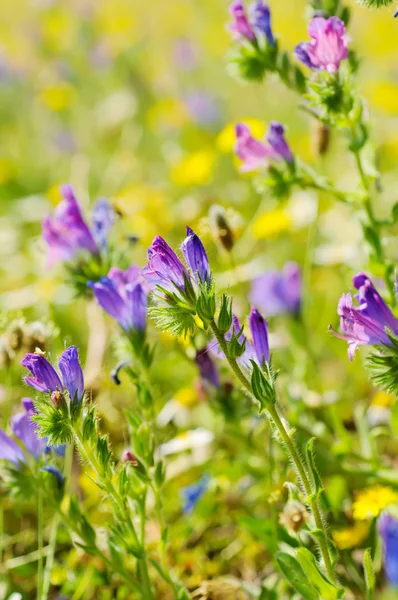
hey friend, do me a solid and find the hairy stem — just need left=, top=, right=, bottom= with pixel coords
left=209, top=318, right=336, bottom=584
left=37, top=487, right=44, bottom=600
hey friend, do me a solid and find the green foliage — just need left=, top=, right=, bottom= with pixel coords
left=250, top=360, right=276, bottom=412
left=276, top=552, right=320, bottom=599
left=367, top=335, right=398, bottom=395
left=358, top=0, right=393, bottom=7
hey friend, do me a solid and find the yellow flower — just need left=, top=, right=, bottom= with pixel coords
left=39, top=83, right=75, bottom=111
left=353, top=486, right=398, bottom=520
left=175, top=387, right=198, bottom=407
left=371, top=392, right=395, bottom=408
left=333, top=522, right=369, bottom=550
left=170, top=150, right=215, bottom=187
left=216, top=119, right=266, bottom=154
left=0, top=158, right=14, bottom=184
left=252, top=209, right=291, bottom=240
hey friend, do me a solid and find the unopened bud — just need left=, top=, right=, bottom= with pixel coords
left=51, top=390, right=64, bottom=408
left=209, top=205, right=234, bottom=252
left=22, top=322, right=51, bottom=354
left=279, top=500, right=309, bottom=533
left=122, top=450, right=138, bottom=465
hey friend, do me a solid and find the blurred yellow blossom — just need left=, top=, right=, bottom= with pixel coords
left=170, top=150, right=215, bottom=187
left=95, top=0, right=136, bottom=55
left=371, top=392, right=395, bottom=408
left=0, top=158, right=14, bottom=185
left=252, top=209, right=291, bottom=240
left=147, top=99, right=188, bottom=130
left=175, top=387, right=198, bottom=407
left=353, top=486, right=398, bottom=521
left=46, top=184, right=63, bottom=206
left=333, top=522, right=369, bottom=550
left=39, top=83, right=75, bottom=111
left=365, top=82, right=398, bottom=115
left=216, top=119, right=266, bottom=154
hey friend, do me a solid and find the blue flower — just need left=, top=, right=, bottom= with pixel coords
left=181, top=475, right=210, bottom=514
left=379, top=512, right=398, bottom=587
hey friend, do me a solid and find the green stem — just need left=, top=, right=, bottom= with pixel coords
left=72, top=426, right=153, bottom=599
left=209, top=318, right=336, bottom=584
left=37, top=487, right=44, bottom=600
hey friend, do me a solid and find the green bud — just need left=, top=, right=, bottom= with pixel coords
left=96, top=435, right=112, bottom=471
left=82, top=409, right=96, bottom=442
left=134, top=423, right=154, bottom=466
left=218, top=295, right=233, bottom=335
left=137, top=383, right=152, bottom=411
left=250, top=361, right=276, bottom=412
left=196, top=284, right=216, bottom=327
left=154, top=460, right=166, bottom=488
left=227, top=331, right=246, bottom=359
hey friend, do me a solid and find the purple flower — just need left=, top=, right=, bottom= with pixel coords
left=181, top=227, right=210, bottom=284
left=42, top=184, right=98, bottom=265
left=58, top=346, right=84, bottom=402
left=250, top=262, right=302, bottom=317
left=195, top=348, right=220, bottom=387
left=21, top=353, right=62, bottom=393
left=234, top=121, right=292, bottom=172
left=90, top=266, right=147, bottom=332
left=210, top=315, right=256, bottom=370
left=42, top=184, right=115, bottom=265
left=181, top=475, right=210, bottom=513
left=228, top=0, right=255, bottom=41
left=267, top=122, right=293, bottom=163
left=379, top=513, right=398, bottom=587
left=22, top=346, right=85, bottom=402
left=91, top=199, right=115, bottom=251
left=249, top=307, right=270, bottom=366
left=250, top=1, right=274, bottom=45
left=331, top=273, right=398, bottom=360
left=183, top=91, right=220, bottom=126
left=295, top=17, right=348, bottom=72
left=143, top=236, right=188, bottom=292
left=0, top=398, right=46, bottom=465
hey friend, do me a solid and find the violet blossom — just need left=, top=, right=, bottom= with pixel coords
left=250, top=262, right=302, bottom=317
left=234, top=121, right=293, bottom=172
left=295, top=17, right=348, bottom=73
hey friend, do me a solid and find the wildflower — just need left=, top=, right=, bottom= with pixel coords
left=181, top=475, right=210, bottom=513
left=90, top=266, right=147, bottom=333
left=122, top=450, right=138, bottom=465
left=181, top=226, right=210, bottom=284
left=234, top=121, right=292, bottom=172
left=195, top=348, right=220, bottom=387
left=143, top=236, right=188, bottom=292
left=250, top=262, right=302, bottom=317
left=353, top=485, right=398, bottom=520
left=248, top=307, right=270, bottom=366
left=332, top=522, right=369, bottom=550
left=250, top=1, right=274, bottom=45
left=42, top=184, right=115, bottom=265
left=0, top=399, right=45, bottom=465
left=210, top=315, right=256, bottom=370
left=331, top=273, right=398, bottom=360
left=228, top=0, right=255, bottom=41
left=279, top=500, right=309, bottom=534
left=21, top=346, right=85, bottom=403
left=295, top=17, right=348, bottom=73
left=378, top=512, right=398, bottom=587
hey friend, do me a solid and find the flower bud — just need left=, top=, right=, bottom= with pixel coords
left=227, top=330, right=247, bottom=358
left=218, top=295, right=233, bottom=335
left=250, top=361, right=275, bottom=411
left=122, top=450, right=138, bottom=465
left=51, top=390, right=65, bottom=408
left=196, top=288, right=216, bottom=326
left=279, top=500, right=309, bottom=533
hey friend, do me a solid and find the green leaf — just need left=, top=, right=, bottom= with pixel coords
left=296, top=548, right=339, bottom=600
left=363, top=549, right=375, bottom=599
left=276, top=552, right=320, bottom=600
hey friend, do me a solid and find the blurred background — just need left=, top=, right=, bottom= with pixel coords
left=1, top=0, right=398, bottom=597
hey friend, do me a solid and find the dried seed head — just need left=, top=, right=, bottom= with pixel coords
left=312, top=121, right=330, bottom=157
left=209, top=205, right=234, bottom=252
left=279, top=500, right=309, bottom=533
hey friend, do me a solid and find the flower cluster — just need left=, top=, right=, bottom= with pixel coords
left=295, top=17, right=348, bottom=73
left=43, top=184, right=115, bottom=265
left=228, top=0, right=274, bottom=46
left=21, top=346, right=84, bottom=404
left=234, top=121, right=293, bottom=172
left=331, top=273, right=398, bottom=360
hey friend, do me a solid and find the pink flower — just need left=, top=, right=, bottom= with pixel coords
left=295, top=17, right=348, bottom=73
left=228, top=0, right=255, bottom=41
